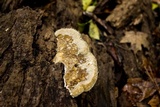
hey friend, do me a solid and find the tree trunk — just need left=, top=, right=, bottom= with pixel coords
left=0, top=0, right=158, bottom=107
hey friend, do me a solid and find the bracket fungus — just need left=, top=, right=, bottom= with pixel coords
left=53, top=28, right=98, bottom=97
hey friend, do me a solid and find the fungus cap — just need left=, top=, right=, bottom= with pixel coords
left=53, top=28, right=98, bottom=97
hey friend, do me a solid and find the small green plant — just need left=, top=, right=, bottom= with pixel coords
left=79, top=0, right=100, bottom=40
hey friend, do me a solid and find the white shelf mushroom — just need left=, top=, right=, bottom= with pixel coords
left=53, top=28, right=98, bottom=98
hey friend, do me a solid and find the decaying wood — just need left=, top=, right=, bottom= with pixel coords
left=0, top=0, right=157, bottom=107
left=106, top=0, right=155, bottom=30
left=0, top=0, right=22, bottom=11
left=0, top=2, right=82, bottom=106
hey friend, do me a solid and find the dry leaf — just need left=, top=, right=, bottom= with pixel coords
left=132, top=14, right=143, bottom=25
left=120, top=31, right=149, bottom=53
left=152, top=0, right=160, bottom=4
left=123, top=78, right=160, bottom=106
left=148, top=95, right=160, bottom=107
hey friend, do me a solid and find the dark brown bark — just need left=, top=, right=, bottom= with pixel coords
left=0, top=0, right=158, bottom=107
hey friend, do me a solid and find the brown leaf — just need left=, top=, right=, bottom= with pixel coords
left=123, top=78, right=160, bottom=106
left=152, top=0, right=160, bottom=4
left=148, top=95, right=160, bottom=107
left=120, top=31, right=149, bottom=53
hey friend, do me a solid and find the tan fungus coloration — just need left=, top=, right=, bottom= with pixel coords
left=53, top=28, right=98, bottom=97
